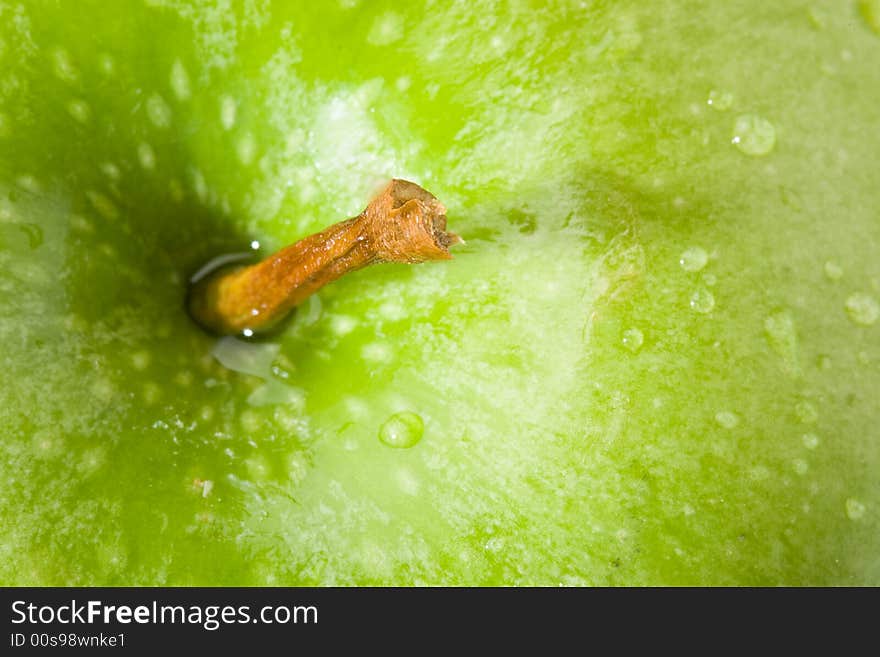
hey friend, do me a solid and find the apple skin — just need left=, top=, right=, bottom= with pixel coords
left=0, top=1, right=877, bottom=585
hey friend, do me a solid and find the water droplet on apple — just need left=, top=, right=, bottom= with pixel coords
left=795, top=400, right=818, bottom=424
left=362, top=342, right=392, bottom=362
left=846, top=498, right=866, bottom=520
left=51, top=47, right=79, bottom=84
left=146, top=93, right=172, bottom=128
left=221, top=95, right=237, bottom=130
left=732, top=114, right=776, bottom=156
left=131, top=351, right=151, bottom=371
left=689, top=286, right=715, bottom=313
left=170, top=58, right=191, bottom=100
left=237, top=133, right=256, bottom=165
left=329, top=314, right=358, bottom=336
left=824, top=260, right=843, bottom=280
left=378, top=411, right=424, bottom=448
left=715, top=411, right=738, bottom=429
left=100, top=162, right=121, bottom=180
left=622, top=327, right=644, bottom=352
left=138, top=142, right=156, bottom=170
left=844, top=292, right=879, bottom=326
left=67, top=98, right=91, bottom=123
left=679, top=246, right=708, bottom=272
left=367, top=11, right=404, bottom=46
left=707, top=89, right=733, bottom=110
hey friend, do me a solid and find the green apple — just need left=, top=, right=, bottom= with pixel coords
left=0, top=0, right=878, bottom=585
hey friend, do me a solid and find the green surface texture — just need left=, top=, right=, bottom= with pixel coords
left=0, top=0, right=878, bottom=585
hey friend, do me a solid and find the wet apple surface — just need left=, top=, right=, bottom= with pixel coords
left=0, top=1, right=878, bottom=584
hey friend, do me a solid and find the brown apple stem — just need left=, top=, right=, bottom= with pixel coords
left=187, top=179, right=460, bottom=335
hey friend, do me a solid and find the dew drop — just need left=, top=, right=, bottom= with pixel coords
left=795, top=400, right=818, bottom=424
left=715, top=410, right=739, bottom=429
left=802, top=433, right=820, bottom=450
left=237, top=132, right=256, bottom=165
left=142, top=382, right=161, bottom=405
left=138, top=142, right=156, bottom=170
left=191, top=168, right=208, bottom=202
left=689, top=286, right=715, bottom=313
left=52, top=47, right=79, bottom=84
left=98, top=53, right=115, bottom=76
left=732, top=114, right=776, bottom=156
left=221, top=96, right=237, bottom=130
left=146, top=93, right=172, bottom=128
left=679, top=246, right=709, bottom=272
left=329, top=314, right=358, bottom=336
left=792, top=459, right=808, bottom=475
left=378, top=411, right=424, bottom=448
left=86, top=190, right=119, bottom=220
left=823, top=260, right=843, bottom=280
left=622, top=328, right=644, bottom=353
left=131, top=351, right=151, bottom=371
left=844, top=292, right=879, bottom=326
left=239, top=410, right=263, bottom=434
left=362, top=342, right=392, bottom=362
left=846, top=498, right=866, bottom=520
left=170, top=59, right=191, bottom=101
left=67, top=99, right=90, bottom=123
left=707, top=89, right=733, bottom=111
left=100, top=162, right=121, bottom=180
left=764, top=310, right=800, bottom=376
left=16, top=175, right=41, bottom=194
left=367, top=11, right=404, bottom=46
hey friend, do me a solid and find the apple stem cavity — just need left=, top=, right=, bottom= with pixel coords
left=187, top=179, right=461, bottom=336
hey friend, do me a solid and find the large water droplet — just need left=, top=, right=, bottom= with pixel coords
left=378, top=411, right=424, bottom=448
left=689, top=286, right=715, bottom=313
left=732, top=114, right=776, bottom=156
left=845, top=292, right=879, bottom=326
left=679, top=246, right=709, bottom=272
